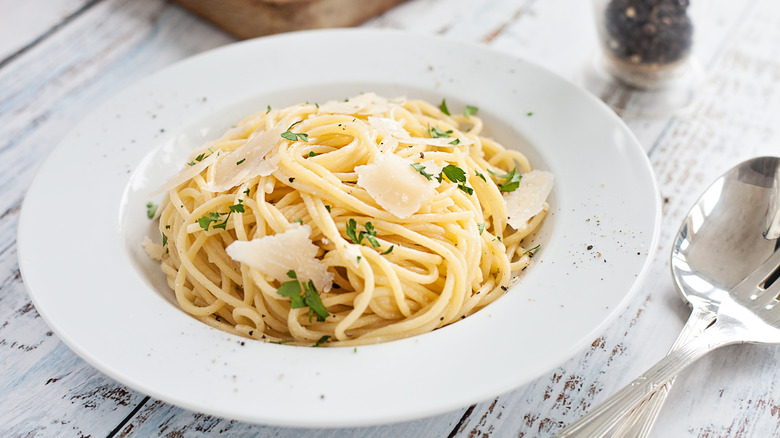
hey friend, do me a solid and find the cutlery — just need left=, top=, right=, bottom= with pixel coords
left=557, top=156, right=780, bottom=437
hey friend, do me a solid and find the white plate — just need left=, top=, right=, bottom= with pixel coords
left=17, top=29, right=660, bottom=427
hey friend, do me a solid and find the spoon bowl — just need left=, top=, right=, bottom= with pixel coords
left=673, top=156, right=780, bottom=302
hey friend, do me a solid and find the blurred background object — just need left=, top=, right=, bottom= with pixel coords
left=171, top=0, right=409, bottom=39
left=583, top=0, right=703, bottom=117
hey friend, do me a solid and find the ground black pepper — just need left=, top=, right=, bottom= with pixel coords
left=604, top=0, right=693, bottom=68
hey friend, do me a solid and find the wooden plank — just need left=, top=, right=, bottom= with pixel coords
left=0, top=0, right=232, bottom=436
left=0, top=0, right=94, bottom=62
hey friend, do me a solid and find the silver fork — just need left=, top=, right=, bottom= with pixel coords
left=556, top=247, right=780, bottom=437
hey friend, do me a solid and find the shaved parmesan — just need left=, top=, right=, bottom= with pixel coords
left=505, top=170, right=554, bottom=229
left=368, top=116, right=409, bottom=139
left=319, top=92, right=392, bottom=115
left=225, top=225, right=333, bottom=292
left=141, top=235, right=164, bottom=260
left=204, top=121, right=286, bottom=192
left=355, top=153, right=437, bottom=219
left=151, top=151, right=219, bottom=196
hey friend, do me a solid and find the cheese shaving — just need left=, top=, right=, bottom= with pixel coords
left=355, top=153, right=437, bottom=219
left=225, top=225, right=333, bottom=292
left=505, top=170, right=554, bottom=229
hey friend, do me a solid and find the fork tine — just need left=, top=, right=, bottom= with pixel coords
left=733, top=249, right=780, bottom=306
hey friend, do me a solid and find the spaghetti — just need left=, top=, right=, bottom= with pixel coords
left=149, top=93, right=553, bottom=346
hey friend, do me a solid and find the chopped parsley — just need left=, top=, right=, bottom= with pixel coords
left=439, top=99, right=450, bottom=116
left=325, top=205, right=331, bottom=213
left=464, top=105, right=479, bottom=118
left=146, top=202, right=158, bottom=219
left=441, top=164, right=473, bottom=195
left=523, top=244, right=541, bottom=257
left=488, top=167, right=522, bottom=193
left=307, top=151, right=317, bottom=157
left=381, top=245, right=394, bottom=255
left=281, top=120, right=309, bottom=142
left=448, top=138, right=460, bottom=145
left=428, top=125, right=452, bottom=138
left=236, top=158, right=246, bottom=165
left=161, top=233, right=168, bottom=246
left=313, top=335, right=330, bottom=347
left=276, top=270, right=329, bottom=322
left=346, top=219, right=380, bottom=247
left=477, top=222, right=485, bottom=235
left=197, top=200, right=245, bottom=231
left=410, top=162, right=434, bottom=181
left=266, top=105, right=271, bottom=114
left=475, top=170, right=487, bottom=182
left=293, top=218, right=303, bottom=225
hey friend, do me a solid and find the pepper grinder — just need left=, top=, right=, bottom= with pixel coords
left=583, top=0, right=703, bottom=116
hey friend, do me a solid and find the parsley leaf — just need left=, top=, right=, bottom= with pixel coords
left=313, top=335, right=331, bottom=347
left=439, top=99, right=450, bottom=116
left=266, top=105, right=271, bottom=114
left=449, top=138, right=460, bottom=145
left=293, top=218, right=303, bottom=225
left=478, top=222, right=485, bottom=235
left=281, top=121, right=309, bottom=142
left=381, top=245, right=394, bottom=255
left=303, top=280, right=329, bottom=322
left=197, top=211, right=222, bottom=230
left=429, top=125, right=452, bottom=138
left=441, top=164, right=467, bottom=183
left=161, top=233, right=168, bottom=246
left=307, top=151, right=317, bottom=157
left=229, top=199, right=245, bottom=213
left=475, top=170, right=487, bottom=182
left=464, top=105, right=479, bottom=118
left=523, top=244, right=541, bottom=257
left=276, top=273, right=329, bottom=322
left=236, top=158, right=246, bottom=165
left=411, top=162, right=434, bottom=181
left=363, top=222, right=380, bottom=248
left=488, top=168, right=523, bottom=193
left=457, top=183, right=474, bottom=195
left=146, top=202, right=158, bottom=219
left=346, top=218, right=361, bottom=244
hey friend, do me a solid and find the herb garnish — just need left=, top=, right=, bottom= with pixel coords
left=146, top=202, right=158, bottom=219
left=478, top=222, right=485, bottom=235
left=523, top=244, right=541, bottom=257
left=381, top=245, right=394, bottom=255
left=281, top=120, right=309, bottom=142
left=410, top=162, right=434, bottom=181
left=276, top=270, right=329, bottom=322
left=197, top=200, right=245, bottom=230
left=307, top=151, right=317, bottom=157
left=464, top=105, right=479, bottom=118
left=313, top=335, right=330, bottom=347
left=439, top=99, right=450, bottom=116
left=475, top=170, right=487, bottom=182
left=441, top=164, right=474, bottom=195
left=346, top=219, right=380, bottom=247
left=428, top=125, right=453, bottom=138
left=488, top=168, right=522, bottom=193
left=236, top=158, right=246, bottom=165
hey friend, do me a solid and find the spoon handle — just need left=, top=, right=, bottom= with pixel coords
left=609, top=305, right=717, bottom=437
left=555, top=319, right=740, bottom=438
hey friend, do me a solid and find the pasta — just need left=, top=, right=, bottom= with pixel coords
left=148, top=93, right=553, bottom=347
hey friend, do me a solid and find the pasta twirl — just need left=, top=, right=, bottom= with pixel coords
left=149, top=92, right=553, bottom=347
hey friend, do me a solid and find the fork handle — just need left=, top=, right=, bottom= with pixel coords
left=555, top=320, right=741, bottom=437
left=609, top=305, right=718, bottom=437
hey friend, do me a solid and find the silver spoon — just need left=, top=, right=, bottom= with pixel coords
left=557, top=156, right=780, bottom=437
left=609, top=156, right=780, bottom=437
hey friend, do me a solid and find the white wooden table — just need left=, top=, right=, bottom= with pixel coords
left=2, top=1, right=780, bottom=436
